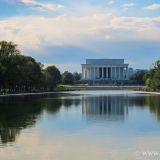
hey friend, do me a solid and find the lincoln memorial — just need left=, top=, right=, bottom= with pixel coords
left=81, top=59, right=129, bottom=81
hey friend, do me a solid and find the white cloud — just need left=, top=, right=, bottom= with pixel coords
left=108, top=1, right=114, bottom=5
left=122, top=3, right=136, bottom=10
left=122, top=3, right=136, bottom=8
left=144, top=3, right=160, bottom=10
left=0, top=13, right=160, bottom=55
left=12, top=0, right=64, bottom=11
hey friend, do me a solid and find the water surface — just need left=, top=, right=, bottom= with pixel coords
left=0, top=90, right=160, bottom=160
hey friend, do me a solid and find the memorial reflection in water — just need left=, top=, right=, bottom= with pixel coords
left=82, top=95, right=129, bottom=121
left=82, top=94, right=160, bottom=122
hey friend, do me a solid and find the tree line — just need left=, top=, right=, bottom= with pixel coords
left=0, top=41, right=160, bottom=93
left=144, top=60, right=160, bottom=90
left=130, top=60, right=160, bottom=91
left=0, top=41, right=81, bottom=93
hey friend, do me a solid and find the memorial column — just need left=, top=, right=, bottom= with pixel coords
left=106, top=67, right=108, bottom=79
left=114, top=67, right=116, bottom=80
left=111, top=67, right=112, bottom=79
left=102, top=67, right=104, bottom=79
left=118, top=67, right=121, bottom=80
left=126, top=67, right=129, bottom=80
left=97, top=67, right=99, bottom=79
left=93, top=67, right=95, bottom=80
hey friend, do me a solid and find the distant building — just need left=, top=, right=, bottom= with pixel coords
left=81, top=59, right=129, bottom=81
left=128, top=68, right=148, bottom=79
left=128, top=68, right=134, bottom=78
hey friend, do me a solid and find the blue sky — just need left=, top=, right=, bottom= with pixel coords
left=0, top=0, right=160, bottom=72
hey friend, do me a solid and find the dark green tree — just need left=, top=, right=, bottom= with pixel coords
left=44, top=66, right=61, bottom=90
left=62, top=71, right=74, bottom=84
left=144, top=59, right=160, bottom=90
left=73, top=72, right=81, bottom=82
left=0, top=41, right=20, bottom=58
left=19, top=56, right=42, bottom=91
left=0, top=41, right=20, bottom=91
left=0, top=41, right=43, bottom=93
left=130, top=70, right=146, bottom=84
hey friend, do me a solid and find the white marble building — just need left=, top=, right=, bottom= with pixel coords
left=81, top=59, right=129, bottom=81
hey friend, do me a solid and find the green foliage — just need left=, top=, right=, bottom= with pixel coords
left=44, top=66, right=61, bottom=90
left=0, top=41, right=61, bottom=93
left=73, top=72, right=81, bottom=82
left=62, top=71, right=74, bottom=84
left=144, top=59, right=160, bottom=90
left=130, top=70, right=146, bottom=84
left=0, top=41, right=20, bottom=58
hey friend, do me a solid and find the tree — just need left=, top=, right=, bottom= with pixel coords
left=0, top=41, right=20, bottom=91
left=0, top=41, right=43, bottom=92
left=0, top=41, right=63, bottom=93
left=0, top=41, right=20, bottom=58
left=144, top=59, right=160, bottom=90
left=130, top=70, right=146, bottom=84
left=18, top=56, right=43, bottom=91
left=73, top=72, right=81, bottom=82
left=44, top=66, right=61, bottom=90
left=62, top=71, right=74, bottom=84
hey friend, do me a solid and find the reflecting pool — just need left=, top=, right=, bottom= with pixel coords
left=0, top=91, right=160, bottom=160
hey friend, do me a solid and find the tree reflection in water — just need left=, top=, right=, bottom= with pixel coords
left=145, top=95, right=160, bottom=120
left=0, top=94, right=81, bottom=145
